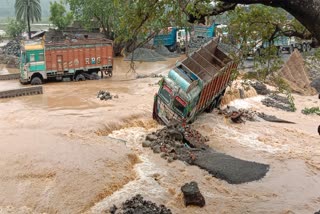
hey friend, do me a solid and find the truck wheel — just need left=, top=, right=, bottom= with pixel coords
left=302, top=43, right=307, bottom=52
left=307, top=43, right=312, bottom=51
left=205, top=99, right=217, bottom=113
left=31, top=77, right=42, bottom=85
left=289, top=45, right=294, bottom=54
left=75, top=74, right=85, bottom=81
left=167, top=44, right=177, bottom=52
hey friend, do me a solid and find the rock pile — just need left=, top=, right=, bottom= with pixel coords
left=181, top=182, right=205, bottom=207
left=143, top=124, right=209, bottom=163
left=97, top=90, right=118, bottom=101
left=144, top=124, right=269, bottom=184
left=110, top=194, right=172, bottom=214
left=0, top=54, right=19, bottom=68
left=1, top=39, right=21, bottom=57
left=188, top=37, right=212, bottom=53
left=155, top=45, right=180, bottom=58
left=125, top=48, right=166, bottom=62
left=249, top=81, right=271, bottom=95
left=261, top=94, right=295, bottom=112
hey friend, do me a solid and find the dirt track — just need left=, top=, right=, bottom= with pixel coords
left=0, top=57, right=320, bottom=213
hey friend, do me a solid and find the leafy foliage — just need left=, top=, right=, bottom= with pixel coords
left=301, top=107, right=320, bottom=115
left=5, top=18, right=26, bottom=38
left=49, top=2, right=73, bottom=30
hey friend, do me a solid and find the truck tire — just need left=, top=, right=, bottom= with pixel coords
left=205, top=99, right=217, bottom=113
left=307, top=43, right=312, bottom=51
left=31, top=77, right=42, bottom=85
left=289, top=45, right=294, bottom=54
left=167, top=44, right=177, bottom=52
left=302, top=43, right=307, bottom=52
left=75, top=74, right=86, bottom=81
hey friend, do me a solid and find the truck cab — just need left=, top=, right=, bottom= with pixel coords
left=20, top=40, right=46, bottom=85
left=154, top=65, right=202, bottom=124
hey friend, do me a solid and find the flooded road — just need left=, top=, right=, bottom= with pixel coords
left=0, top=57, right=320, bottom=213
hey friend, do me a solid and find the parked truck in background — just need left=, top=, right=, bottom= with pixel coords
left=153, top=39, right=238, bottom=125
left=153, top=27, right=190, bottom=52
left=254, top=36, right=312, bottom=57
left=193, top=24, right=215, bottom=38
left=20, top=38, right=113, bottom=85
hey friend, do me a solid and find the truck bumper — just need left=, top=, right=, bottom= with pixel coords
left=153, top=95, right=184, bottom=125
left=19, top=78, right=29, bottom=84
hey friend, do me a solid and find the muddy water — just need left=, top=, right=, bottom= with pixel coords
left=0, top=56, right=320, bottom=213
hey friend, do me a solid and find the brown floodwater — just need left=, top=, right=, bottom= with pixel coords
left=0, top=57, right=319, bottom=214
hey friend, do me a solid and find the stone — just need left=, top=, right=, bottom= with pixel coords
left=181, top=181, right=205, bottom=207
left=146, top=134, right=158, bottom=141
left=142, top=141, right=152, bottom=147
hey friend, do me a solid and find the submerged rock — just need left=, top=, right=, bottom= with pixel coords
left=181, top=181, right=205, bottom=207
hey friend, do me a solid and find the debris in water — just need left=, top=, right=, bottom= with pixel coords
left=257, top=113, right=295, bottom=124
left=301, top=107, right=320, bottom=116
left=144, top=124, right=269, bottom=184
left=250, top=81, right=271, bottom=95
left=258, top=113, right=296, bottom=124
left=219, top=106, right=260, bottom=122
left=97, top=90, right=113, bottom=101
left=110, top=194, right=172, bottom=214
left=261, top=94, right=295, bottom=112
left=181, top=181, right=205, bottom=207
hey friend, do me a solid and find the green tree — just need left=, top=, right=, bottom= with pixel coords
left=5, top=18, right=26, bottom=38
left=49, top=2, right=73, bottom=30
left=15, top=0, right=41, bottom=39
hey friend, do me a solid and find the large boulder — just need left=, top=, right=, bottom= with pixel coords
left=181, top=181, right=205, bottom=207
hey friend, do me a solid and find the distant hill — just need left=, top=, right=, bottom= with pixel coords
left=0, top=0, right=58, bottom=18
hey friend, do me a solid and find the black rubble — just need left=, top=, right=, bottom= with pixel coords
left=250, top=81, right=271, bottom=95
left=110, top=194, right=172, bottom=214
left=97, top=90, right=115, bottom=101
left=144, top=124, right=269, bottom=184
left=181, top=181, right=205, bottom=207
left=261, top=94, right=295, bottom=112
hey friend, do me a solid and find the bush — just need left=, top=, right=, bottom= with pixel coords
left=5, top=18, right=26, bottom=38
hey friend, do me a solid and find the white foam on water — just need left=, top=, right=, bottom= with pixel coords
left=89, top=127, right=169, bottom=213
left=218, top=124, right=289, bottom=154
left=227, top=95, right=265, bottom=109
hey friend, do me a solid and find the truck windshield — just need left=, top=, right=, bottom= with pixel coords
left=173, top=96, right=187, bottom=115
left=159, top=85, right=172, bottom=103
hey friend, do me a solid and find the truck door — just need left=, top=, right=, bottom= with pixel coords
left=57, top=55, right=63, bottom=72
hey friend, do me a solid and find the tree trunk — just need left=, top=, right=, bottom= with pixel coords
left=27, top=8, right=31, bottom=39
left=207, top=0, right=320, bottom=44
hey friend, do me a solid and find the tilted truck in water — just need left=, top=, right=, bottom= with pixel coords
left=153, top=39, right=238, bottom=125
left=20, top=38, right=113, bottom=85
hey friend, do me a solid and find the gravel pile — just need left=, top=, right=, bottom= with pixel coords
left=0, top=54, right=19, bottom=68
left=125, top=48, right=166, bottom=62
left=1, top=39, right=21, bottom=57
left=110, top=194, right=172, bottom=214
left=261, top=94, right=295, bottom=112
left=155, top=45, right=180, bottom=58
left=188, top=37, right=212, bottom=53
